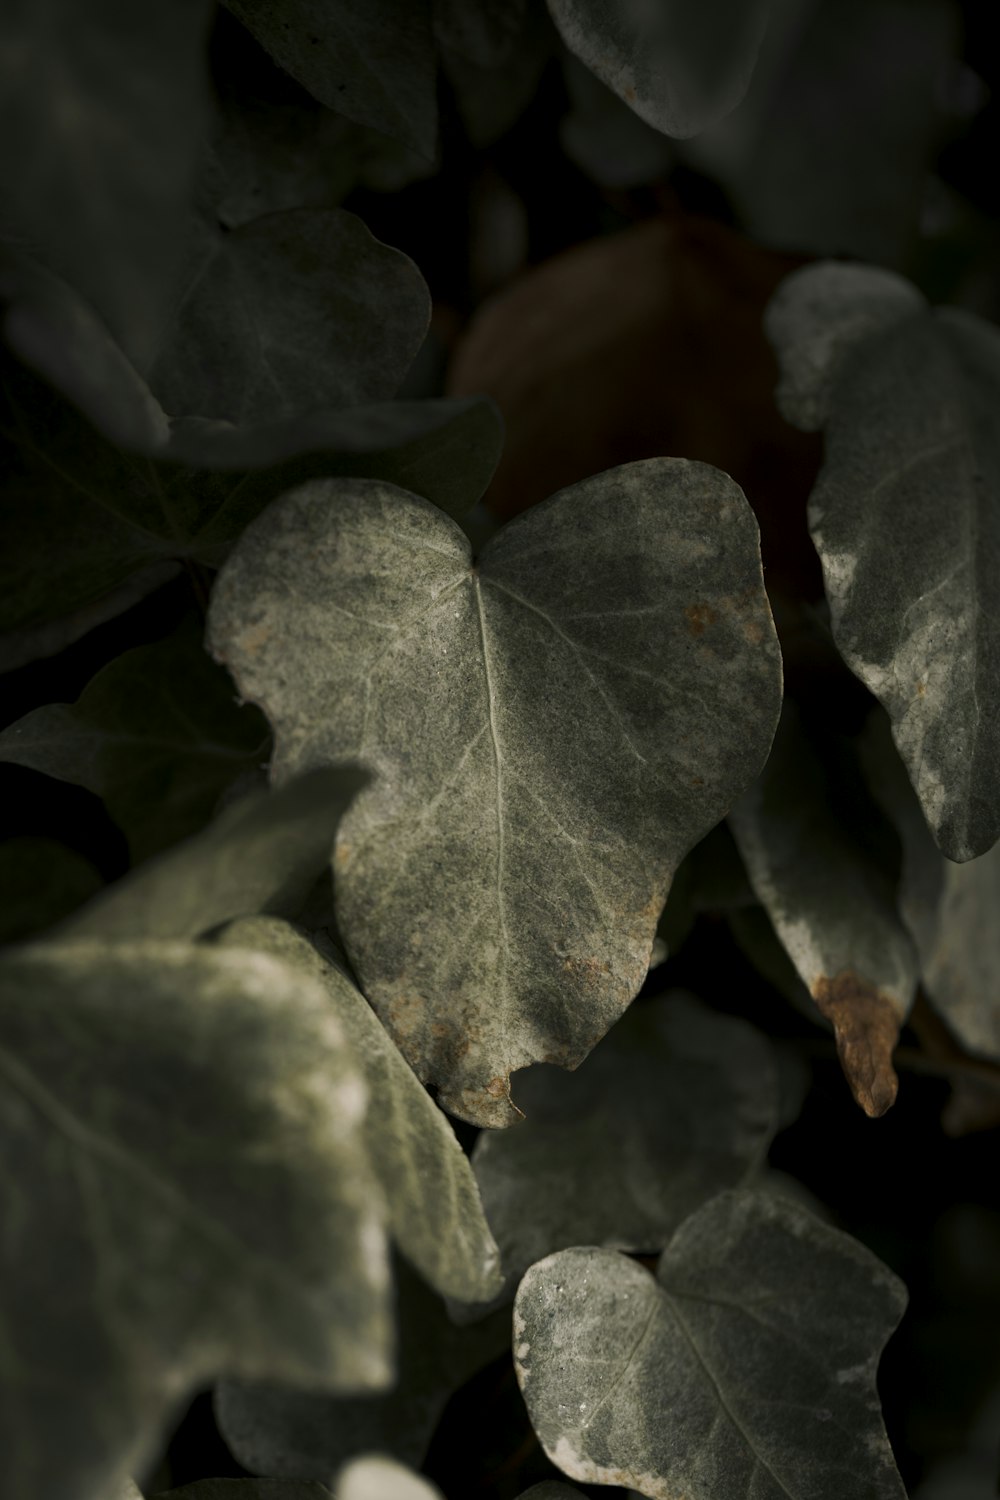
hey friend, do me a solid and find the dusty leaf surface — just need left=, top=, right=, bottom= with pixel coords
left=0, top=941, right=391, bottom=1500
left=514, top=1189, right=908, bottom=1500
left=208, top=460, right=782, bottom=1124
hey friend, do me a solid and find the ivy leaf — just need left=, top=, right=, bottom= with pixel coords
left=0, top=0, right=212, bottom=364
left=766, top=262, right=1000, bottom=861
left=545, top=0, right=769, bottom=140
left=221, top=0, right=438, bottom=160
left=513, top=1189, right=908, bottom=1500
left=214, top=916, right=502, bottom=1301
left=0, top=620, right=269, bottom=863
left=471, top=993, right=779, bottom=1297
left=0, top=838, right=103, bottom=946
left=0, top=940, right=392, bottom=1500
left=56, top=767, right=367, bottom=943
left=217, top=1255, right=510, bottom=1478
left=148, top=210, right=430, bottom=427
left=207, top=460, right=782, bottom=1126
left=729, top=702, right=919, bottom=1116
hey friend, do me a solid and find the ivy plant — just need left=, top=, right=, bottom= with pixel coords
left=2, top=2, right=998, bottom=1499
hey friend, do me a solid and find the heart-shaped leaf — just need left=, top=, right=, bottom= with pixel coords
left=0, top=940, right=392, bottom=1500
left=207, top=459, right=783, bottom=1125
left=546, top=0, right=769, bottom=140
left=766, top=261, right=1000, bottom=861
left=514, top=1189, right=908, bottom=1500
left=729, top=702, right=920, bottom=1115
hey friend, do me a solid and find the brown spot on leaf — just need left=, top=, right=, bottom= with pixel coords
left=743, top=617, right=765, bottom=645
left=684, top=602, right=719, bottom=636
left=486, top=1075, right=508, bottom=1098
left=812, top=972, right=901, bottom=1117
left=624, top=84, right=637, bottom=102
left=916, top=680, right=927, bottom=697
left=240, top=622, right=272, bottom=656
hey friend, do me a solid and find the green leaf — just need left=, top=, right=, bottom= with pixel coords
left=0, top=0, right=212, bottom=363
left=110, top=1481, right=143, bottom=1500
left=207, top=460, right=783, bottom=1125
left=148, top=210, right=430, bottom=427
left=0, top=838, right=103, bottom=946
left=56, top=767, right=367, bottom=943
left=729, top=702, right=919, bottom=1116
left=766, top=262, right=1000, bottom=862
left=440, top=2, right=553, bottom=149
left=221, top=0, right=438, bottom=160
left=432, top=0, right=526, bottom=66
left=0, top=621, right=269, bottom=863
left=559, top=53, right=674, bottom=190
left=217, top=1255, right=509, bottom=1478
left=513, top=1190, right=908, bottom=1500
left=545, top=0, right=769, bottom=140
left=215, top=916, right=502, bottom=1301
left=471, top=993, right=779, bottom=1297
left=0, top=940, right=392, bottom=1500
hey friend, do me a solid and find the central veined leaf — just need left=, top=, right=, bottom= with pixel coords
left=208, top=459, right=783, bottom=1125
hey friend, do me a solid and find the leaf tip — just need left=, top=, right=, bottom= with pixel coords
left=812, top=972, right=902, bottom=1118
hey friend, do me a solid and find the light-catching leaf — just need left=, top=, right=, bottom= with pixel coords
left=0, top=0, right=212, bottom=363
left=334, top=1459, right=440, bottom=1500
left=0, top=838, right=103, bottom=946
left=766, top=261, right=1000, bottom=862
left=221, top=0, right=438, bottom=159
left=215, top=917, right=502, bottom=1301
left=730, top=702, right=919, bottom=1116
left=207, top=460, right=783, bottom=1125
left=514, top=1189, right=908, bottom=1499
left=217, top=1255, right=509, bottom=1478
left=546, top=0, right=769, bottom=140
left=0, top=621, right=269, bottom=863
left=0, top=941, right=392, bottom=1500
left=55, top=767, right=367, bottom=943
left=109, top=1481, right=143, bottom=1500
left=471, top=993, right=779, bottom=1295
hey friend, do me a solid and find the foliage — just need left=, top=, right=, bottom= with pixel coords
left=1, top=2, right=998, bottom=1499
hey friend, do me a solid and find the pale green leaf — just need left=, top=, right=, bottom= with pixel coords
left=215, top=917, right=502, bottom=1301
left=110, top=1481, right=143, bottom=1500
left=729, top=702, right=919, bottom=1116
left=471, top=993, right=779, bottom=1296
left=0, top=620, right=269, bottom=863
left=514, top=1190, right=908, bottom=1500
left=0, top=838, right=103, bottom=946
left=0, top=941, right=392, bottom=1500
left=207, top=460, right=782, bottom=1125
left=55, top=768, right=367, bottom=943
left=546, top=0, right=769, bottom=139
left=334, top=1459, right=440, bottom=1500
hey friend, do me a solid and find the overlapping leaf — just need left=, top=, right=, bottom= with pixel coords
left=471, top=993, right=779, bottom=1296
left=514, top=1190, right=908, bottom=1499
left=0, top=620, right=269, bottom=862
left=546, top=0, right=769, bottom=139
left=207, top=460, right=783, bottom=1125
left=766, top=261, right=1000, bottom=861
left=432, top=0, right=527, bottom=66
left=0, top=838, right=103, bottom=946
left=0, top=941, right=392, bottom=1500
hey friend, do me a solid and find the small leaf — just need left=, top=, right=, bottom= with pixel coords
left=766, top=262, right=1000, bottom=860
left=207, top=461, right=782, bottom=1125
left=0, top=941, right=392, bottom=1500
left=56, top=767, right=367, bottom=943
left=215, top=917, right=503, bottom=1301
left=730, top=702, right=919, bottom=1115
left=0, top=620, right=269, bottom=863
left=221, top=0, right=438, bottom=159
left=0, top=838, right=103, bottom=946
left=514, top=1190, right=908, bottom=1500
left=472, top=993, right=779, bottom=1294
left=217, top=1256, right=510, bottom=1478
left=545, top=0, right=769, bottom=139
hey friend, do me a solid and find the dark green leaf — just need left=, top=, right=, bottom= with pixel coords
left=0, top=621, right=269, bottom=863
left=221, top=0, right=438, bottom=159
left=766, top=262, right=1000, bottom=861
left=0, top=838, right=103, bottom=946
left=155, top=1483, right=330, bottom=1500
left=546, top=0, right=769, bottom=139
left=207, top=460, right=783, bottom=1125
left=0, top=0, right=212, bottom=363
left=514, top=1190, right=908, bottom=1499
left=440, top=2, right=553, bottom=149
left=0, top=940, right=392, bottom=1500
left=55, top=767, right=367, bottom=943
left=432, top=0, right=526, bottom=66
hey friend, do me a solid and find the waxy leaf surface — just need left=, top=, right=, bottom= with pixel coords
left=207, top=460, right=782, bottom=1125
left=766, top=262, right=1000, bottom=861
left=0, top=942, right=391, bottom=1500
left=0, top=621, right=269, bottom=863
left=472, top=993, right=779, bottom=1295
left=546, top=0, right=769, bottom=139
left=730, top=703, right=919, bottom=1116
left=514, top=1190, right=908, bottom=1500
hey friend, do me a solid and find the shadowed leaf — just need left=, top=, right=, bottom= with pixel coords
left=0, top=838, right=103, bottom=946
